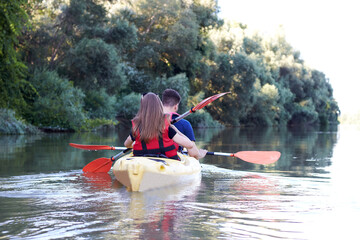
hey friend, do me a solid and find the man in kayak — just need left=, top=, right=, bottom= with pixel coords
left=124, top=92, right=207, bottom=160
left=162, top=89, right=196, bottom=150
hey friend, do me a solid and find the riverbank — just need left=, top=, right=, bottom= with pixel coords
left=0, top=108, right=120, bottom=135
left=0, top=109, right=40, bottom=135
left=2, top=106, right=351, bottom=136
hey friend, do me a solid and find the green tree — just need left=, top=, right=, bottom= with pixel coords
left=14, top=0, right=339, bottom=128
left=0, top=0, right=33, bottom=115
left=205, top=52, right=259, bottom=125
left=28, top=69, right=86, bottom=130
left=130, top=0, right=220, bottom=81
left=105, top=17, right=138, bottom=52
left=248, top=81, right=280, bottom=126
left=61, top=38, right=127, bottom=94
left=84, top=88, right=117, bottom=119
left=308, top=70, right=339, bottom=125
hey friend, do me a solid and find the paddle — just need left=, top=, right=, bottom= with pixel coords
left=82, top=148, right=132, bottom=173
left=70, top=143, right=126, bottom=151
left=205, top=151, right=281, bottom=165
left=71, top=143, right=281, bottom=165
left=171, top=92, right=230, bottom=124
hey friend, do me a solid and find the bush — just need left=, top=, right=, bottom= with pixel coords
left=28, top=69, right=86, bottom=130
left=289, top=100, right=319, bottom=125
left=84, top=88, right=117, bottom=119
left=127, top=72, right=190, bottom=113
left=0, top=108, right=40, bottom=134
left=116, top=93, right=141, bottom=120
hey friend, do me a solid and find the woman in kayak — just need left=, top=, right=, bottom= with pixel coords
left=124, top=92, right=207, bottom=160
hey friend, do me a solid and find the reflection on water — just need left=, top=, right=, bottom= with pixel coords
left=202, top=125, right=337, bottom=177
left=1, top=125, right=360, bottom=239
left=0, top=130, right=128, bottom=176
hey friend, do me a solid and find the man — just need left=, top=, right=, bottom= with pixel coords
left=162, top=89, right=196, bottom=143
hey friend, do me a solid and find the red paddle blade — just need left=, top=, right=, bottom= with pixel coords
left=82, top=157, right=112, bottom=173
left=192, top=92, right=230, bottom=111
left=70, top=143, right=114, bottom=151
left=234, top=151, right=281, bottom=165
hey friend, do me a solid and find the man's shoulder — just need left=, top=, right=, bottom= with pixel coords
left=171, top=113, right=180, bottom=119
left=174, top=118, right=191, bottom=126
left=171, top=114, right=196, bottom=141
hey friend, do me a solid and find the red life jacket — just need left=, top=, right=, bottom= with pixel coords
left=132, top=118, right=179, bottom=160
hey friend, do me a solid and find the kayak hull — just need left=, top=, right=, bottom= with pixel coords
left=113, top=153, right=201, bottom=192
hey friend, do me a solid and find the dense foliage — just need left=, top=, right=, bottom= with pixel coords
left=1, top=0, right=339, bottom=132
left=0, top=108, right=39, bottom=134
left=0, top=0, right=32, bottom=115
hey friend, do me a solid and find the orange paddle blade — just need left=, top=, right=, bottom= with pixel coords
left=70, top=143, right=115, bottom=151
left=192, top=92, right=230, bottom=111
left=234, top=151, right=281, bottom=165
left=82, top=157, right=112, bottom=173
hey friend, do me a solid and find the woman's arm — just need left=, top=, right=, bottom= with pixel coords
left=172, top=133, right=207, bottom=159
left=124, top=135, right=134, bottom=148
left=171, top=124, right=187, bottom=138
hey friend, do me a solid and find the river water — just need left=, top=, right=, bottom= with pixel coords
left=1, top=125, right=359, bottom=239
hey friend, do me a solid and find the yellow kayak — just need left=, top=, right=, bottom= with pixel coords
left=112, top=152, right=201, bottom=192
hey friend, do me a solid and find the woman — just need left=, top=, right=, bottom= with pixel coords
left=124, top=92, right=207, bottom=160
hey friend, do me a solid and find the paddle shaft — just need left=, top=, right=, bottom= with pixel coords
left=205, top=151, right=234, bottom=157
left=71, top=143, right=279, bottom=163
left=111, top=148, right=132, bottom=161
left=71, top=144, right=233, bottom=157
left=110, top=146, right=126, bottom=151
left=171, top=108, right=194, bottom=124
left=180, top=151, right=233, bottom=157
left=82, top=148, right=132, bottom=172
left=103, top=149, right=236, bottom=158
left=171, top=92, right=229, bottom=124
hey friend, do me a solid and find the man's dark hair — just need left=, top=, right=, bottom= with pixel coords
left=162, top=89, right=181, bottom=107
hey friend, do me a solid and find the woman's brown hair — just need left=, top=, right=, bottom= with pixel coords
left=132, top=92, right=169, bottom=143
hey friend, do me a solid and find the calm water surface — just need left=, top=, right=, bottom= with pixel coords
left=1, top=125, right=360, bottom=239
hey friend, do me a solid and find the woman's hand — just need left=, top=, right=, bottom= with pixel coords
left=197, top=149, right=208, bottom=159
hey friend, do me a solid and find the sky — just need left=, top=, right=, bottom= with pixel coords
left=217, top=0, right=360, bottom=115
